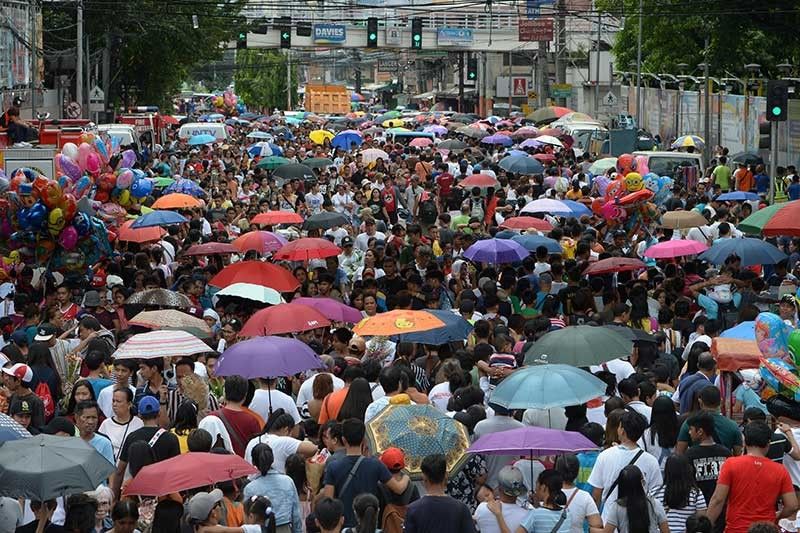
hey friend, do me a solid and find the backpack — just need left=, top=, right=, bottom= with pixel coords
left=469, top=197, right=484, bottom=220
left=35, top=381, right=55, bottom=421
left=717, top=301, right=739, bottom=331
left=419, top=198, right=438, bottom=224
left=381, top=502, right=407, bottom=533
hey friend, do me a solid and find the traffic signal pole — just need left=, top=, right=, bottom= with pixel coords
left=770, top=121, right=777, bottom=204
left=458, top=52, right=464, bottom=113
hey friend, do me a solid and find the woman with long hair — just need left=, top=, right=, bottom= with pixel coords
left=63, top=379, right=98, bottom=422
left=642, top=396, right=679, bottom=468
left=28, top=341, right=62, bottom=403
left=242, top=444, right=303, bottom=533
left=346, top=493, right=380, bottom=533
left=285, top=453, right=313, bottom=528
left=98, top=387, right=143, bottom=462
left=171, top=399, right=199, bottom=453
left=307, top=373, right=334, bottom=422
left=649, top=455, right=707, bottom=533
left=554, top=454, right=602, bottom=533
left=427, top=359, right=466, bottom=412
left=511, top=470, right=569, bottom=532
left=601, top=465, right=669, bottom=533
left=337, top=377, right=373, bottom=422
left=603, top=408, right=626, bottom=449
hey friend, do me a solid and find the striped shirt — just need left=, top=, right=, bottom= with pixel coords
left=519, top=506, right=571, bottom=533
left=648, top=485, right=707, bottom=533
left=167, top=388, right=220, bottom=424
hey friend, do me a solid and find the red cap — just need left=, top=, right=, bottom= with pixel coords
left=91, top=268, right=107, bottom=288
left=380, top=447, right=405, bottom=471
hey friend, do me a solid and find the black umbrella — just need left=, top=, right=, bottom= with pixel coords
left=304, top=157, right=334, bottom=169
left=273, top=163, right=315, bottom=181
left=439, top=139, right=468, bottom=151
left=730, top=151, right=763, bottom=166
left=303, top=211, right=349, bottom=230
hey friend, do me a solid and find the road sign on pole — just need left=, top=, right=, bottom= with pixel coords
left=603, top=91, right=617, bottom=106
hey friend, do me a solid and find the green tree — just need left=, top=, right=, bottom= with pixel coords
left=234, top=49, right=297, bottom=112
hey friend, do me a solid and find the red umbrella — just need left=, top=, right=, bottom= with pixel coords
left=499, top=216, right=553, bottom=232
left=533, top=153, right=556, bottom=163
left=118, top=220, right=165, bottom=243
left=457, top=174, right=499, bottom=188
left=123, top=452, right=257, bottom=497
left=161, top=115, right=180, bottom=126
left=251, top=211, right=303, bottom=226
left=584, top=257, right=646, bottom=276
left=209, top=261, right=299, bottom=292
left=274, top=238, right=341, bottom=262
left=241, top=303, right=331, bottom=336
left=183, top=242, right=238, bottom=256
left=232, top=231, right=287, bottom=254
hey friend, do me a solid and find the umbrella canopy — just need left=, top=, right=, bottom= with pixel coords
left=393, top=309, right=473, bottom=345
left=481, top=134, right=513, bottom=146
left=241, top=303, right=331, bottom=336
left=526, top=106, right=573, bottom=124
left=0, top=413, right=31, bottom=443
left=215, top=336, right=323, bottom=379
left=232, top=231, right=287, bottom=254
left=583, top=257, right=645, bottom=275
left=382, top=119, right=405, bottom=128
left=730, top=151, right=764, bottom=166
left=331, top=131, right=363, bottom=151
left=716, top=191, right=759, bottom=202
left=409, top=137, right=433, bottom=148
left=560, top=200, right=592, bottom=217
left=188, top=134, right=215, bottom=146
left=423, top=125, right=448, bottom=136
left=604, top=324, right=657, bottom=344
left=738, top=200, right=800, bottom=236
left=248, top=142, right=275, bottom=157
left=509, top=234, right=562, bottom=254
left=361, top=148, right=390, bottom=165
left=273, top=163, right=315, bottom=182
left=457, top=126, right=489, bottom=139
left=129, top=309, right=211, bottom=337
left=463, top=238, right=529, bottom=264
left=499, top=216, right=553, bottom=232
left=699, top=237, right=787, bottom=267
left=309, top=130, right=335, bottom=144
left=114, top=330, right=213, bottom=360
left=274, top=238, right=341, bottom=261
left=498, top=155, right=545, bottom=175
left=468, top=426, right=598, bottom=457
left=589, top=157, right=618, bottom=175
left=292, top=297, right=362, bottom=323
left=251, top=211, right=304, bottom=226
left=123, top=452, right=257, bottom=497
left=366, top=404, right=470, bottom=480
left=130, top=210, right=188, bottom=228
left=511, top=126, right=539, bottom=139
left=490, top=364, right=606, bottom=409
left=0, top=435, right=116, bottom=500
left=643, top=239, right=708, bottom=259
left=671, top=135, right=705, bottom=149
left=164, top=179, right=206, bottom=198
left=354, top=310, right=445, bottom=336
left=126, top=288, right=192, bottom=308
left=304, top=157, right=335, bottom=169
left=521, top=198, right=578, bottom=217
left=152, top=193, right=202, bottom=209
left=247, top=131, right=272, bottom=140
left=661, top=210, right=709, bottom=229
left=457, top=174, right=500, bottom=189
left=215, top=283, right=284, bottom=305
left=524, top=325, right=632, bottom=367
left=720, top=321, right=756, bottom=341
left=303, top=212, right=349, bottom=230
left=183, top=242, right=239, bottom=256
left=532, top=135, right=564, bottom=147
left=438, top=140, right=468, bottom=151
left=210, top=261, right=300, bottom=292
left=255, top=156, right=291, bottom=170
left=118, top=219, right=165, bottom=243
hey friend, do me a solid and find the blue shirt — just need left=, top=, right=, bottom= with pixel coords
left=755, top=173, right=770, bottom=194
left=520, top=506, right=571, bottom=533
left=789, top=183, right=800, bottom=200
left=243, top=472, right=303, bottom=533
left=88, top=433, right=115, bottom=467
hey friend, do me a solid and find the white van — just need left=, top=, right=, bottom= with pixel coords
left=97, top=124, right=141, bottom=151
left=553, top=121, right=607, bottom=158
left=178, top=122, right=228, bottom=142
left=633, top=151, right=705, bottom=182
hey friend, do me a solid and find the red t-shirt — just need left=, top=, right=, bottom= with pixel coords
left=437, top=173, right=454, bottom=196
left=213, top=407, right=262, bottom=457
left=717, top=454, right=794, bottom=533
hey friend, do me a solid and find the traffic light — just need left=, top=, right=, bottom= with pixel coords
left=236, top=31, right=247, bottom=49
left=276, top=17, right=291, bottom=49
left=467, top=57, right=478, bottom=82
left=411, top=18, right=422, bottom=49
left=767, top=80, right=789, bottom=121
left=367, top=17, right=378, bottom=48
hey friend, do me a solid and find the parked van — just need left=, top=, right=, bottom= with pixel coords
left=633, top=151, right=705, bottom=188
left=553, top=121, right=607, bottom=158
left=97, top=124, right=142, bottom=151
left=178, top=122, right=228, bottom=142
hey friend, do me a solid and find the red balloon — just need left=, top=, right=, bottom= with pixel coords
left=95, top=190, right=110, bottom=203
left=60, top=193, right=77, bottom=222
left=98, top=173, right=117, bottom=192
left=31, top=176, right=49, bottom=200
left=41, top=181, right=63, bottom=210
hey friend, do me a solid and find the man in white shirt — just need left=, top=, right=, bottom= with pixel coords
left=331, top=184, right=354, bottom=216
left=618, top=377, right=652, bottom=423
left=304, top=181, right=325, bottom=215
left=365, top=366, right=409, bottom=422
left=473, top=466, right=528, bottom=533
left=355, top=218, right=386, bottom=252
left=249, top=378, right=301, bottom=423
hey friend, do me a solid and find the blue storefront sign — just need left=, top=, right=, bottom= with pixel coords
left=436, top=28, right=473, bottom=47
left=313, top=24, right=346, bottom=43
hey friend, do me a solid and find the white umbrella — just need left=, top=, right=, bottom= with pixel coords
left=214, top=283, right=284, bottom=305
left=534, top=135, right=563, bottom=147
left=361, top=148, right=390, bottom=165
left=248, top=142, right=274, bottom=157
left=247, top=131, right=272, bottom=140
left=113, top=330, right=214, bottom=360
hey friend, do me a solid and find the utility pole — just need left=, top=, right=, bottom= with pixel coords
left=555, top=0, right=567, bottom=106
left=354, top=51, right=361, bottom=95
left=102, top=33, right=111, bottom=116
left=635, top=0, right=643, bottom=126
left=76, top=0, right=84, bottom=117
left=507, top=51, right=513, bottom=116
left=703, top=38, right=711, bottom=163
left=537, top=41, right=548, bottom=107
left=286, top=49, right=292, bottom=111
left=594, top=10, right=601, bottom=117
left=30, top=0, right=37, bottom=117
left=458, top=51, right=464, bottom=113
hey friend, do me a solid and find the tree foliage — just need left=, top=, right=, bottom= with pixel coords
left=234, top=49, right=298, bottom=112
left=597, top=0, right=800, bottom=81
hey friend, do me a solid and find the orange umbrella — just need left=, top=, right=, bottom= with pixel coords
left=251, top=211, right=304, bottom=226
left=152, top=193, right=202, bottom=209
left=118, top=219, right=165, bottom=243
left=353, top=310, right=446, bottom=336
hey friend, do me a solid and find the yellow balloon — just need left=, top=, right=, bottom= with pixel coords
left=48, top=207, right=65, bottom=236
left=118, top=189, right=131, bottom=207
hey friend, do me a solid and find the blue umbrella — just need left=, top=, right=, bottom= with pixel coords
left=331, top=132, right=363, bottom=151
left=716, top=191, right=759, bottom=201
left=720, top=320, right=756, bottom=340
left=268, top=142, right=284, bottom=156
left=393, top=309, right=474, bottom=345
left=495, top=230, right=518, bottom=240
left=248, top=142, right=274, bottom=157
left=560, top=199, right=592, bottom=217
left=246, top=131, right=272, bottom=140
left=164, top=179, right=206, bottom=198
left=463, top=238, right=529, bottom=264
left=699, top=237, right=787, bottom=267
left=490, top=364, right=607, bottom=409
left=507, top=149, right=528, bottom=158
left=498, top=155, right=544, bottom=175
left=511, top=234, right=562, bottom=254
left=0, top=413, right=30, bottom=443
left=187, top=134, right=215, bottom=146
left=130, top=210, right=188, bottom=228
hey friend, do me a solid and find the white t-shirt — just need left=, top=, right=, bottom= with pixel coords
left=244, top=433, right=301, bottom=474
left=784, top=428, right=800, bottom=486
left=428, top=382, right=454, bottom=412
left=561, top=487, right=600, bottom=533
left=473, top=501, right=528, bottom=533
left=99, top=416, right=144, bottom=462
left=296, top=373, right=345, bottom=408
left=97, top=384, right=137, bottom=420
left=586, top=444, right=663, bottom=502
left=626, top=401, right=652, bottom=423
left=249, top=389, right=301, bottom=424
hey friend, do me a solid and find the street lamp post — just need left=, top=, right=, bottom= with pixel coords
left=635, top=0, right=643, bottom=127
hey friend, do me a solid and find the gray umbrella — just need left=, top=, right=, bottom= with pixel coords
left=303, top=211, right=349, bottom=230
left=0, top=435, right=116, bottom=500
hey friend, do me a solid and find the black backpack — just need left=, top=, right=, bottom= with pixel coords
left=419, top=198, right=438, bottom=224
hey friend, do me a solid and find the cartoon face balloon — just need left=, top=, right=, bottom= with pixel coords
left=624, top=172, right=644, bottom=192
left=616, top=154, right=637, bottom=177
left=756, top=312, right=792, bottom=362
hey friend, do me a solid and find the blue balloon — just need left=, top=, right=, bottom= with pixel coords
left=28, top=202, right=47, bottom=230
left=73, top=212, right=91, bottom=236
left=131, top=178, right=153, bottom=198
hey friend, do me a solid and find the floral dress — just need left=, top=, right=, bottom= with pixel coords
left=446, top=454, right=486, bottom=512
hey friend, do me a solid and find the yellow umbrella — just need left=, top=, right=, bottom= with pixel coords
left=382, top=119, right=405, bottom=128
left=309, top=130, right=334, bottom=144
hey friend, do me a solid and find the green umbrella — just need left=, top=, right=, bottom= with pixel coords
left=589, top=157, right=618, bottom=175
left=152, top=177, right=175, bottom=188
left=490, top=364, right=607, bottom=410
left=0, top=435, right=116, bottom=500
left=304, top=157, right=334, bottom=169
left=256, top=156, right=291, bottom=170
left=738, top=202, right=787, bottom=235
left=524, top=325, right=632, bottom=367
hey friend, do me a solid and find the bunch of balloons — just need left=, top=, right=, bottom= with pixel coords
left=212, top=89, right=240, bottom=116
left=754, top=312, right=800, bottom=418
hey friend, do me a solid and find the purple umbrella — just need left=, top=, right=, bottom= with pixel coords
left=423, top=125, right=448, bottom=136
left=468, top=426, right=598, bottom=457
left=481, top=134, right=513, bottom=146
left=215, top=336, right=323, bottom=379
left=292, top=297, right=362, bottom=323
left=519, top=138, right=543, bottom=149
left=463, top=238, right=529, bottom=264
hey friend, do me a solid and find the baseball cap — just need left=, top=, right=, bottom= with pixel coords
left=9, top=398, right=32, bottom=416
left=341, top=236, right=354, bottom=247
left=187, top=489, right=224, bottom=522
left=138, top=396, right=161, bottom=416
left=380, top=447, right=405, bottom=471
left=106, top=275, right=124, bottom=289
left=91, top=268, right=107, bottom=288
left=10, top=330, right=28, bottom=346
left=2, top=363, right=33, bottom=383
left=34, top=324, right=56, bottom=342
left=83, top=290, right=101, bottom=308
left=497, top=466, right=525, bottom=497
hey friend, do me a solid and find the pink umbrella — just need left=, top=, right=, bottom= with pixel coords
left=644, top=239, right=708, bottom=259
left=409, top=137, right=433, bottom=147
left=292, top=297, right=362, bottom=323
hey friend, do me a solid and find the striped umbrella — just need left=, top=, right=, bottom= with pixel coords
left=113, top=330, right=214, bottom=360
left=671, top=135, right=705, bottom=149
left=129, top=309, right=211, bottom=338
